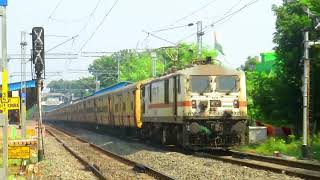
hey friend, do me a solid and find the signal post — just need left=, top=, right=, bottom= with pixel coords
left=31, top=27, right=45, bottom=161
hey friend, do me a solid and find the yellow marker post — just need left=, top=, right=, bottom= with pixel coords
left=1, top=69, right=8, bottom=179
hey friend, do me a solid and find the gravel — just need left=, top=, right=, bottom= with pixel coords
left=64, top=126, right=303, bottom=180
left=48, top=127, right=154, bottom=180
left=33, top=134, right=97, bottom=180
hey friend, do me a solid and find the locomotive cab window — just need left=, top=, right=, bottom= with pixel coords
left=190, top=76, right=211, bottom=94
left=215, top=76, right=239, bottom=92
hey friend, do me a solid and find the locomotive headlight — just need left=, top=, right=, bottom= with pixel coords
left=192, top=100, right=197, bottom=108
left=233, top=100, right=239, bottom=108
left=210, top=100, right=221, bottom=107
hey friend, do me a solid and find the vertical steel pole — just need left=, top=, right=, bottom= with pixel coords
left=95, top=73, right=100, bottom=92
left=37, top=79, right=44, bottom=161
left=196, top=21, right=203, bottom=59
left=302, top=30, right=310, bottom=158
left=20, top=31, right=27, bottom=138
left=1, top=6, right=8, bottom=179
left=117, top=57, right=120, bottom=82
left=151, top=51, right=157, bottom=77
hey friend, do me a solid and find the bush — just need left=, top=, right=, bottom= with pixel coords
left=238, top=135, right=320, bottom=161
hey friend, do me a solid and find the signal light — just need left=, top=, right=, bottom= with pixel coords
left=233, top=100, right=239, bottom=108
left=192, top=100, right=196, bottom=108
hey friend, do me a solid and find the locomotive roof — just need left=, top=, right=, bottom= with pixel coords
left=177, top=64, right=240, bottom=76
left=144, top=64, right=241, bottom=84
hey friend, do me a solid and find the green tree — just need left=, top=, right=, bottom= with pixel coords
left=272, top=0, right=320, bottom=132
left=244, top=0, right=320, bottom=133
left=88, top=42, right=217, bottom=87
left=240, top=56, right=259, bottom=71
left=47, top=77, right=95, bottom=98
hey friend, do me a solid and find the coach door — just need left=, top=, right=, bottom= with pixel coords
left=108, top=97, right=114, bottom=126
left=173, top=76, right=178, bottom=119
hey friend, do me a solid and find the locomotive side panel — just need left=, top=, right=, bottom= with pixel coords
left=142, top=75, right=187, bottom=123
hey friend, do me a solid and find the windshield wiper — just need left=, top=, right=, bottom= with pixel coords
left=226, top=82, right=237, bottom=95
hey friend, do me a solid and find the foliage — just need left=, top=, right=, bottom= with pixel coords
left=47, top=77, right=95, bottom=98
left=239, top=56, right=259, bottom=71
left=243, top=0, right=320, bottom=132
left=238, top=135, right=320, bottom=161
left=89, top=42, right=217, bottom=86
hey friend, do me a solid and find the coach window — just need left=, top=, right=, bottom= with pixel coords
left=164, top=79, right=169, bottom=104
left=149, top=84, right=152, bottom=103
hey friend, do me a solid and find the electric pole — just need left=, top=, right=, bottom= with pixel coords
left=95, top=73, right=100, bottom=92
left=151, top=51, right=157, bottom=77
left=117, top=56, right=120, bottom=82
left=302, top=29, right=310, bottom=158
left=196, top=21, right=204, bottom=59
left=0, top=3, right=8, bottom=178
left=20, top=31, right=27, bottom=138
left=302, top=7, right=320, bottom=159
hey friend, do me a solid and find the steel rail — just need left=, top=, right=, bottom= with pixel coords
left=195, top=152, right=320, bottom=180
left=46, top=127, right=106, bottom=180
left=46, top=125, right=174, bottom=180
left=230, top=150, right=320, bottom=171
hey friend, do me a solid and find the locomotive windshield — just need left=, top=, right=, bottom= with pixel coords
left=215, top=76, right=238, bottom=92
left=190, top=76, right=211, bottom=94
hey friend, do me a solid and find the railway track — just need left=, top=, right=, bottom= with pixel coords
left=195, top=151, right=320, bottom=179
left=47, top=122, right=320, bottom=179
left=46, top=125, right=174, bottom=180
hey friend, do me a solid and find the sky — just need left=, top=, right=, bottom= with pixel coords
left=4, top=0, right=283, bottom=84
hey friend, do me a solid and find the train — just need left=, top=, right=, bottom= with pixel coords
left=44, top=60, right=248, bottom=150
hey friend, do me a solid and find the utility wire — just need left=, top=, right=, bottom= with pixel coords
left=78, top=0, right=120, bottom=53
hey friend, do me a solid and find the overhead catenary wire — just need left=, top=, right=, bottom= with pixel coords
left=151, top=23, right=194, bottom=33
left=142, top=30, right=177, bottom=45
left=221, top=0, right=244, bottom=17
left=49, top=15, right=90, bottom=24
left=159, top=0, right=219, bottom=29
left=78, top=0, right=120, bottom=53
left=44, top=0, right=64, bottom=27
left=78, top=0, right=104, bottom=34
left=172, top=0, right=219, bottom=25
left=177, top=0, right=261, bottom=43
left=46, top=35, right=79, bottom=53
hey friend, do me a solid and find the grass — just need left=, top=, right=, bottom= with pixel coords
left=237, top=135, right=320, bottom=161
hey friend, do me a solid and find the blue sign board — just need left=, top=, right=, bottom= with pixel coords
left=0, top=0, right=7, bottom=6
